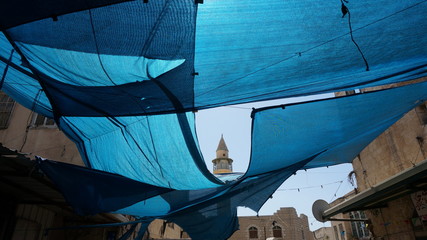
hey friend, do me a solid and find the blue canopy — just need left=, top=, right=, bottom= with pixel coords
left=248, top=81, right=427, bottom=177
left=39, top=81, right=427, bottom=239
left=1, top=0, right=427, bottom=239
left=1, top=0, right=426, bottom=116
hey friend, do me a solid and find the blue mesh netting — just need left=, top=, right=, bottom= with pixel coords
left=247, top=81, right=427, bottom=177
left=39, top=82, right=427, bottom=239
left=4, top=0, right=197, bottom=116
left=0, top=0, right=426, bottom=116
left=58, top=112, right=222, bottom=189
left=194, top=0, right=427, bottom=108
left=0, top=0, right=133, bottom=30
left=40, top=156, right=311, bottom=240
left=38, top=159, right=172, bottom=215
left=1, top=1, right=427, bottom=239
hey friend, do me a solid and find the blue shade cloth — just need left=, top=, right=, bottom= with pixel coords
left=0, top=0, right=134, bottom=30
left=4, top=0, right=198, bottom=116
left=0, top=33, right=53, bottom=117
left=0, top=1, right=427, bottom=239
left=2, top=31, right=223, bottom=190
left=39, top=156, right=311, bottom=240
left=116, top=157, right=313, bottom=240
left=194, top=0, right=427, bottom=108
left=0, top=0, right=426, bottom=116
left=58, top=112, right=222, bottom=189
left=247, top=81, right=427, bottom=177
left=38, top=159, right=172, bottom=215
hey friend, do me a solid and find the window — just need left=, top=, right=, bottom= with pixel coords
left=334, top=226, right=339, bottom=240
left=31, top=113, right=56, bottom=128
left=338, top=223, right=345, bottom=240
left=0, top=92, right=15, bottom=129
left=249, top=227, right=258, bottom=239
left=350, top=211, right=370, bottom=239
left=272, top=226, right=282, bottom=238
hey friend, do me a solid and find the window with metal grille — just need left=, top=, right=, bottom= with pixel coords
left=338, top=223, right=345, bottom=240
left=272, top=226, right=282, bottom=238
left=350, top=211, right=370, bottom=239
left=0, top=92, right=15, bottom=129
left=334, top=225, right=339, bottom=240
left=249, top=226, right=258, bottom=239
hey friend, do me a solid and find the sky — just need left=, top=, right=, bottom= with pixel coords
left=195, top=95, right=356, bottom=231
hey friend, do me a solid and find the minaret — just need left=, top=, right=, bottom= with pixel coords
left=212, top=135, right=233, bottom=174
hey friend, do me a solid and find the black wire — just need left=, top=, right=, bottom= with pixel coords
left=342, top=0, right=370, bottom=71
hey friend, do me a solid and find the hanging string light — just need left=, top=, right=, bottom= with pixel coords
left=276, top=180, right=343, bottom=192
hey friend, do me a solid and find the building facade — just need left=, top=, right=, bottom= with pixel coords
left=329, top=80, right=427, bottom=240
left=228, top=207, right=314, bottom=240
left=350, top=102, right=427, bottom=240
left=328, top=191, right=371, bottom=240
left=313, top=227, right=336, bottom=240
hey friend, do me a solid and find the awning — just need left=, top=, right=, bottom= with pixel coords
left=321, top=159, right=427, bottom=220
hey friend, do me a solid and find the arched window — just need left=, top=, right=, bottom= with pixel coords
left=273, top=226, right=282, bottom=238
left=249, top=226, right=258, bottom=239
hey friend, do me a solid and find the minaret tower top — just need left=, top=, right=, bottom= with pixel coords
left=212, top=135, right=233, bottom=174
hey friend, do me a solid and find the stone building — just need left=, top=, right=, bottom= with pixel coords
left=349, top=99, right=427, bottom=239
left=210, top=137, right=314, bottom=240
left=313, top=227, right=336, bottom=240
left=228, top=207, right=314, bottom=240
left=324, top=80, right=427, bottom=240
left=0, top=94, right=185, bottom=240
left=328, top=191, right=371, bottom=240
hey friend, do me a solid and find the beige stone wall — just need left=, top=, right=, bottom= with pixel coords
left=330, top=215, right=348, bottom=240
left=228, top=208, right=314, bottom=240
left=349, top=92, right=427, bottom=239
left=0, top=103, right=83, bottom=165
left=333, top=79, right=427, bottom=240
left=363, top=196, right=415, bottom=240
left=329, top=191, right=358, bottom=240
left=313, top=227, right=336, bottom=240
left=300, top=214, right=315, bottom=240
left=352, top=107, right=427, bottom=192
left=146, top=219, right=186, bottom=239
